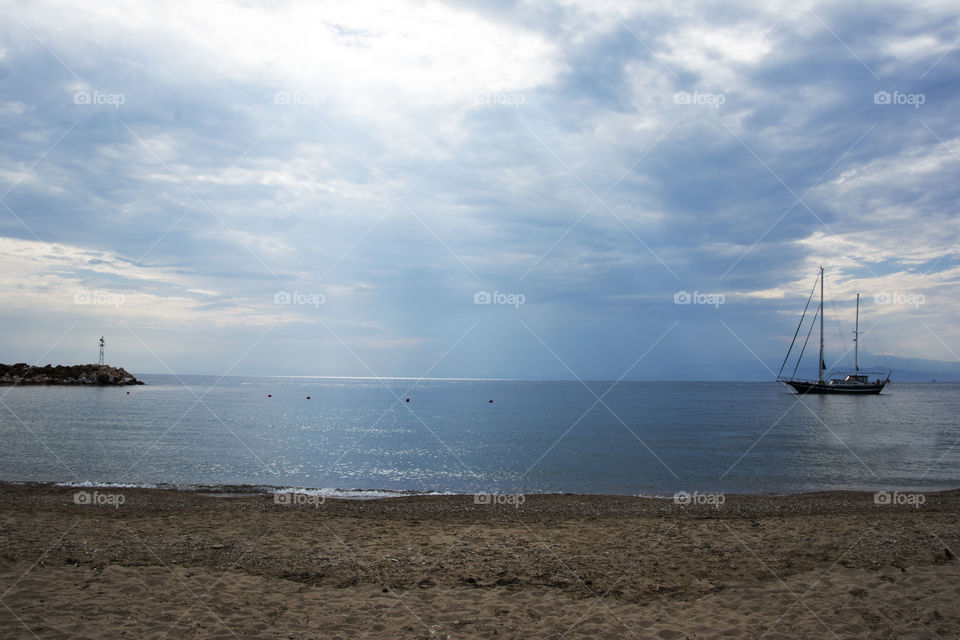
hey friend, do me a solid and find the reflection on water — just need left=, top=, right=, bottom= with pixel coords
left=0, top=376, right=958, bottom=495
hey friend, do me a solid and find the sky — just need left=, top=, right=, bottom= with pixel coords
left=0, top=0, right=958, bottom=380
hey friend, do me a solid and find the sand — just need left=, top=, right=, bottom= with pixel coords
left=2, top=484, right=959, bottom=639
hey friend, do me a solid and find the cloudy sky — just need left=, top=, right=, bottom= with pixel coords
left=1, top=0, right=958, bottom=379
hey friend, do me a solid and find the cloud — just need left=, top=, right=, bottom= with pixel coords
left=0, top=236, right=276, bottom=326
left=1, top=0, right=958, bottom=375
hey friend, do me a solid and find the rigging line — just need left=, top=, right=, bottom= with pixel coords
left=826, top=287, right=849, bottom=369
left=878, top=342, right=891, bottom=370
left=829, top=297, right=849, bottom=367
left=792, top=303, right=820, bottom=380
left=861, top=326, right=892, bottom=372
left=778, top=272, right=820, bottom=379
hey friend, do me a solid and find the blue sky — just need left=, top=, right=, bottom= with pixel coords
left=0, top=0, right=958, bottom=379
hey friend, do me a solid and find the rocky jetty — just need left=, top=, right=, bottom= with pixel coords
left=0, top=363, right=144, bottom=386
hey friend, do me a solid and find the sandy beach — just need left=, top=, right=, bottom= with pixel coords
left=1, top=483, right=959, bottom=639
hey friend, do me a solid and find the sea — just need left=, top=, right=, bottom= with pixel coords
left=0, top=376, right=958, bottom=498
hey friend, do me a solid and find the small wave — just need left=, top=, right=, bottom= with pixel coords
left=56, top=481, right=164, bottom=490
left=51, top=480, right=455, bottom=500
left=272, top=486, right=455, bottom=500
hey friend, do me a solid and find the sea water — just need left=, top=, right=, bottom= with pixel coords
left=1, top=376, right=958, bottom=496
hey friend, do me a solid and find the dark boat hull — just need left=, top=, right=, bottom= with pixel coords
left=783, top=379, right=887, bottom=395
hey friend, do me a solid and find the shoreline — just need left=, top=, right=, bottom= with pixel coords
left=9, top=478, right=960, bottom=502
left=4, top=480, right=960, bottom=515
left=3, top=482, right=960, bottom=638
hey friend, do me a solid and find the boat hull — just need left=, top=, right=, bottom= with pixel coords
left=783, top=379, right=887, bottom=395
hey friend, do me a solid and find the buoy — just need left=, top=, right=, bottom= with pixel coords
left=489, top=399, right=493, bottom=403
left=306, top=396, right=311, bottom=400
left=126, top=391, right=130, bottom=395
left=267, top=394, right=272, bottom=398
left=405, top=398, right=410, bottom=403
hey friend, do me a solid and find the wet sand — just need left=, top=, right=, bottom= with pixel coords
left=2, top=483, right=959, bottom=638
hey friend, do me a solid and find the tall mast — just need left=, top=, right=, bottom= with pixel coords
left=818, top=267, right=824, bottom=383
left=854, top=294, right=860, bottom=372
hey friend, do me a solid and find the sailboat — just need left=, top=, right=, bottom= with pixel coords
left=778, top=267, right=891, bottom=395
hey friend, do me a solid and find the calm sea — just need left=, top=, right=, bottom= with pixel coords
left=1, top=376, right=958, bottom=496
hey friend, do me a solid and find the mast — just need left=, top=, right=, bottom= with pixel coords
left=854, top=294, right=859, bottom=372
left=818, top=267, right=824, bottom=383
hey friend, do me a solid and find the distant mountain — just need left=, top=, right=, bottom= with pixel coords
left=712, top=353, right=960, bottom=383
left=870, top=355, right=960, bottom=382
left=520, top=353, right=960, bottom=382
